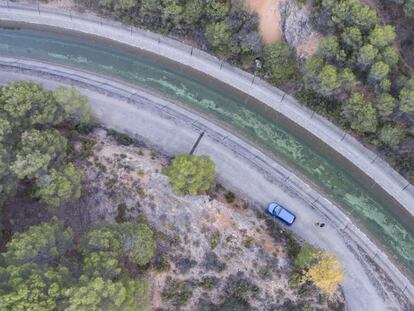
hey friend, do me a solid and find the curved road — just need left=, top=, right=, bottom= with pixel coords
left=0, top=58, right=411, bottom=310
left=0, top=2, right=412, bottom=217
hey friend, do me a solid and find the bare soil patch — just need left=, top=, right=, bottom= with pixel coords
left=246, top=0, right=284, bottom=44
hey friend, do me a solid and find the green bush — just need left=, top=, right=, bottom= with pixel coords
left=342, top=93, right=377, bottom=134
left=379, top=124, right=405, bottom=147
left=263, top=42, right=297, bottom=83
left=224, top=191, right=236, bottom=203
left=294, top=243, right=321, bottom=270
left=118, top=223, right=156, bottom=266
left=205, top=22, right=232, bottom=57
left=162, top=154, right=216, bottom=196
left=0, top=219, right=150, bottom=310
left=35, top=163, right=83, bottom=208
left=162, top=277, right=193, bottom=307
left=209, top=231, right=221, bottom=249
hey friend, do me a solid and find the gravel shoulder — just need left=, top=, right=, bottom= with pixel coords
left=0, top=65, right=411, bottom=310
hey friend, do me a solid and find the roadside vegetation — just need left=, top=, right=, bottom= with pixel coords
left=305, top=0, right=414, bottom=183
left=162, top=154, right=216, bottom=196
left=0, top=81, right=346, bottom=310
left=71, top=0, right=414, bottom=184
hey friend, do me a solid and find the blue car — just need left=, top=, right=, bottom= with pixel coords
left=266, top=202, right=296, bottom=225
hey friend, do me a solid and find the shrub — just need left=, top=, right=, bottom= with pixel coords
left=224, top=272, right=260, bottom=300
left=205, top=22, right=232, bottom=57
left=399, top=77, right=414, bottom=113
left=35, top=163, right=83, bottom=208
left=107, top=129, right=139, bottom=146
left=196, top=276, right=219, bottom=290
left=342, top=93, right=377, bottom=133
left=286, top=233, right=301, bottom=259
left=202, top=251, right=226, bottom=272
left=153, top=255, right=171, bottom=272
left=209, top=231, right=221, bottom=249
left=162, top=277, right=193, bottom=307
left=118, top=223, right=156, bottom=266
left=263, top=42, right=297, bottom=83
left=376, top=93, right=396, bottom=117
left=294, top=243, right=321, bottom=270
left=379, top=124, right=405, bottom=147
left=115, top=203, right=127, bottom=223
left=224, top=191, right=236, bottom=203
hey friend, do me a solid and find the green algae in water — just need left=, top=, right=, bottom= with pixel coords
left=0, top=28, right=413, bottom=274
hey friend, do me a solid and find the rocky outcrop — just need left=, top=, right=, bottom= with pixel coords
left=280, top=0, right=321, bottom=58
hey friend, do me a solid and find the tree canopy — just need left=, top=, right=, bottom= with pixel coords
left=399, top=77, right=414, bottom=113
left=35, top=163, right=83, bottom=208
left=52, top=86, right=93, bottom=125
left=304, top=252, right=344, bottom=294
left=263, top=42, right=297, bottom=83
left=0, top=81, right=90, bottom=208
left=342, top=93, right=377, bottom=133
left=3, top=217, right=73, bottom=265
left=118, top=223, right=156, bottom=266
left=162, top=154, right=216, bottom=196
left=0, top=219, right=154, bottom=310
left=379, top=124, right=405, bottom=147
left=64, top=277, right=148, bottom=311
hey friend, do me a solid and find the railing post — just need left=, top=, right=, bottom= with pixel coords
left=402, top=183, right=410, bottom=191
left=279, top=93, right=286, bottom=105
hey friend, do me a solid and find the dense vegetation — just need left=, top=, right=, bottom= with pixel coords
left=0, top=218, right=153, bottom=310
left=390, top=0, right=414, bottom=18
left=162, top=154, right=216, bottom=195
left=304, top=0, right=414, bottom=182
left=78, top=0, right=264, bottom=68
left=73, top=0, right=414, bottom=183
left=0, top=81, right=90, bottom=207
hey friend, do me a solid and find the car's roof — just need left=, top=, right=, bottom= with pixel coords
left=278, top=208, right=295, bottom=224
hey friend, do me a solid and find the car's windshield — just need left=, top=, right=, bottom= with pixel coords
left=274, top=205, right=282, bottom=216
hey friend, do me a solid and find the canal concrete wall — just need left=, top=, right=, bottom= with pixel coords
left=0, top=2, right=412, bottom=220
left=0, top=57, right=413, bottom=308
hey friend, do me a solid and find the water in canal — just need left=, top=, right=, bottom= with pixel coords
left=0, top=28, right=413, bottom=276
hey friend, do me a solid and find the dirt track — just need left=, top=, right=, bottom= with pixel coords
left=246, top=0, right=283, bottom=44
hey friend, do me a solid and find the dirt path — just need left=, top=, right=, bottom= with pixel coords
left=245, top=0, right=283, bottom=44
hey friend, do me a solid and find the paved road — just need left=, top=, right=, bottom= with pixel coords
left=1, top=60, right=411, bottom=310
left=1, top=2, right=412, bottom=217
